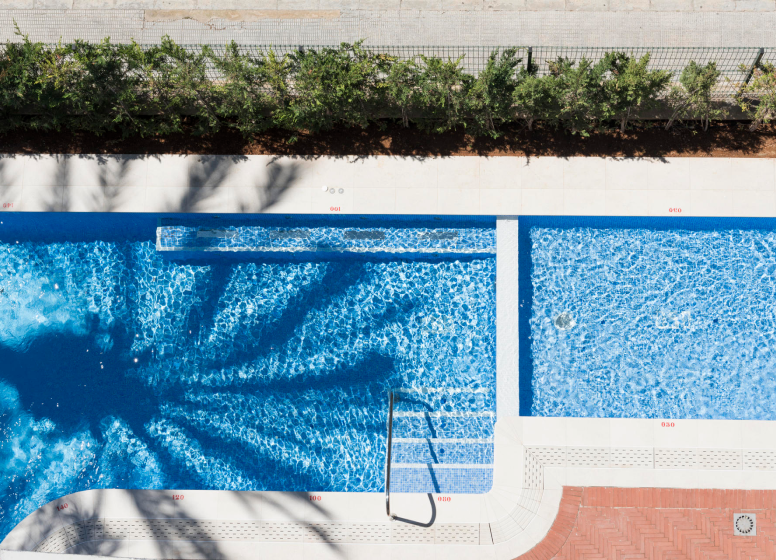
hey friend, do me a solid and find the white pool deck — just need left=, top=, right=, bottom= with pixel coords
left=6, top=418, right=776, bottom=560
left=1, top=154, right=776, bottom=216
left=3, top=154, right=776, bottom=560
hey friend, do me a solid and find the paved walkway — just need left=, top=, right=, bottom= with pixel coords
left=2, top=155, right=776, bottom=217
left=3, top=9, right=776, bottom=47
left=523, top=488, right=776, bottom=559
left=7, top=417, right=776, bottom=559
left=7, top=0, right=776, bottom=12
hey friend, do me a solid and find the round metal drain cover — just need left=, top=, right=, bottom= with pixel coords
left=554, top=312, right=576, bottom=330
left=734, top=513, right=756, bottom=536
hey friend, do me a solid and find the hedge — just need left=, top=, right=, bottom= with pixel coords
left=1, top=30, right=774, bottom=140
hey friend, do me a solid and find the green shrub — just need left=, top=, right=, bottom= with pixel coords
left=512, top=70, right=562, bottom=131
left=384, top=56, right=421, bottom=127
left=276, top=42, right=388, bottom=133
left=464, top=49, right=522, bottom=137
left=1, top=35, right=745, bottom=139
left=601, top=52, right=672, bottom=132
left=206, top=42, right=288, bottom=137
left=550, top=57, right=611, bottom=136
left=0, top=29, right=67, bottom=132
left=737, top=62, right=776, bottom=131
left=666, top=60, right=723, bottom=131
left=412, top=54, right=473, bottom=134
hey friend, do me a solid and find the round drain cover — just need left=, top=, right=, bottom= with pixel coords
left=736, top=515, right=754, bottom=534
left=554, top=312, right=576, bottom=330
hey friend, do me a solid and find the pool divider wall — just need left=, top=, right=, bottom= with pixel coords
left=496, top=217, right=520, bottom=418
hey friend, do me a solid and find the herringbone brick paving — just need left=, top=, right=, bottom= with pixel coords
left=515, top=488, right=776, bottom=560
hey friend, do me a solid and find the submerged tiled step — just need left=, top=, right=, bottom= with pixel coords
left=392, top=440, right=493, bottom=464
left=389, top=387, right=495, bottom=494
left=390, top=465, right=493, bottom=494
left=156, top=222, right=495, bottom=255
left=392, top=416, right=495, bottom=440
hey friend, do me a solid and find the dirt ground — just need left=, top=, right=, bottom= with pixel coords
left=2, top=121, right=776, bottom=158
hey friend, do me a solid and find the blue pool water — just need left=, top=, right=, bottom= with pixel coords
left=522, top=217, right=776, bottom=420
left=0, top=214, right=496, bottom=540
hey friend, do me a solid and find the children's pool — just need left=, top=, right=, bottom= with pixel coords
left=522, top=217, right=776, bottom=421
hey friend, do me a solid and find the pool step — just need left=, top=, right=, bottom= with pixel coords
left=389, top=388, right=494, bottom=494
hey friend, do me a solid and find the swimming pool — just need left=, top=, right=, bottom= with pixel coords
left=0, top=214, right=496, bottom=540
left=521, top=217, right=776, bottom=421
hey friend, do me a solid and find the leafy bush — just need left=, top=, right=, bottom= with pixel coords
left=0, top=33, right=749, bottom=139
left=737, top=62, right=776, bottom=131
left=666, top=61, right=723, bottom=131
left=512, top=70, right=562, bottom=131
left=550, top=57, right=611, bottom=136
left=278, top=42, right=388, bottom=133
left=205, top=43, right=286, bottom=137
left=464, top=49, right=522, bottom=137
left=601, top=52, right=672, bottom=132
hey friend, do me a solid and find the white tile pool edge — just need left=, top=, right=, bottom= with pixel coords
left=6, top=417, right=776, bottom=560
left=497, top=218, right=520, bottom=418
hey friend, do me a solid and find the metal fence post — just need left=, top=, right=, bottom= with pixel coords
left=744, top=48, right=765, bottom=85
left=526, top=46, right=533, bottom=74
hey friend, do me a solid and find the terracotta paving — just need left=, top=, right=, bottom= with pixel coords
left=515, top=488, right=776, bottom=560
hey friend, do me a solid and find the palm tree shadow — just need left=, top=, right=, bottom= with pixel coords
left=392, top=493, right=437, bottom=528
left=237, top=160, right=301, bottom=213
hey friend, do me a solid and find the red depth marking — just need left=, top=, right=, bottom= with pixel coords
left=329, top=206, right=341, bottom=212
left=2, top=203, right=13, bottom=209
left=172, top=494, right=184, bottom=500
left=57, top=503, right=68, bottom=511
left=309, top=495, right=322, bottom=501
left=668, top=208, right=682, bottom=213
left=437, top=496, right=451, bottom=502
left=661, top=422, right=675, bottom=427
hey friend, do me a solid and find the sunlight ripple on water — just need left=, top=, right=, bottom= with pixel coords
left=529, top=227, right=776, bottom=420
left=0, top=240, right=495, bottom=539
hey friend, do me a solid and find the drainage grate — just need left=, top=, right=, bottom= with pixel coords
left=734, top=513, right=756, bottom=536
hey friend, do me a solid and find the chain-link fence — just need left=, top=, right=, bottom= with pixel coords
left=169, top=44, right=775, bottom=99
left=176, top=44, right=519, bottom=77
left=528, top=47, right=765, bottom=98
left=15, top=41, right=776, bottom=99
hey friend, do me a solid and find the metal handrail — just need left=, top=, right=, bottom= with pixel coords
left=385, top=391, right=396, bottom=520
